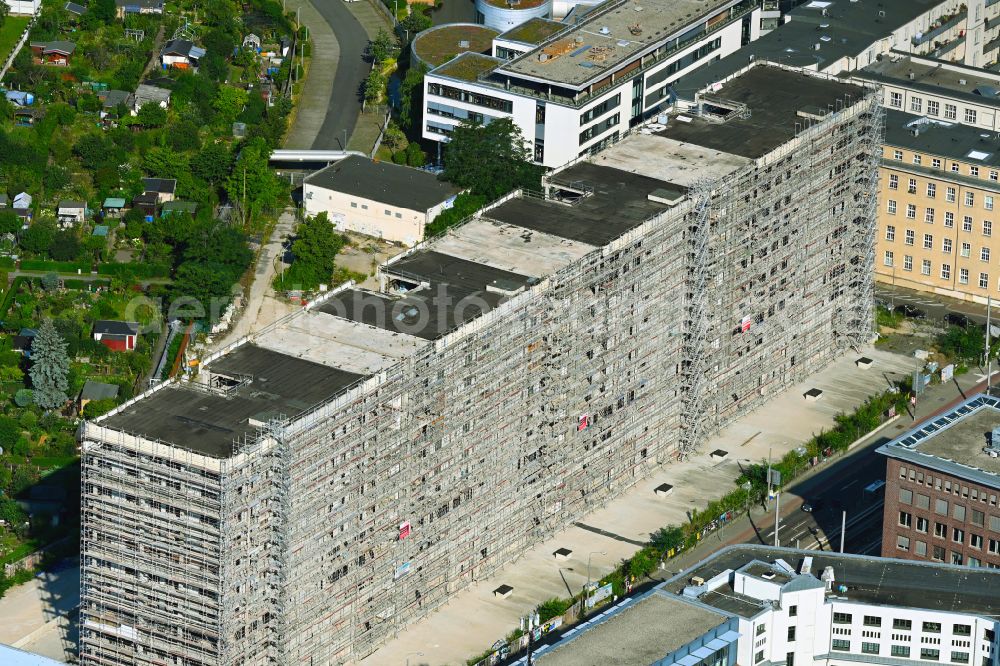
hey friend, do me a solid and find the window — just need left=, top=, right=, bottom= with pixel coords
left=894, top=619, right=912, bottom=630
left=921, top=648, right=941, bottom=661
left=904, top=254, right=914, bottom=271
left=890, top=174, right=899, bottom=190
left=909, top=178, right=918, bottom=194
left=786, top=653, right=795, bottom=666
left=933, top=545, right=946, bottom=560
left=981, top=273, right=990, bottom=289
left=394, top=212, right=402, bottom=218
left=947, top=187, right=957, bottom=202
left=579, top=94, right=622, bottom=125
left=789, top=605, right=797, bottom=617
left=991, top=515, right=1000, bottom=531
left=884, top=251, right=894, bottom=267
left=953, top=162, right=961, bottom=173
left=985, top=220, right=993, bottom=236
left=788, top=626, right=796, bottom=641
left=965, top=108, right=978, bottom=124
left=898, top=534, right=911, bottom=550
left=885, top=225, right=896, bottom=241
left=755, top=650, right=765, bottom=664
left=923, top=622, right=941, bottom=633
left=890, top=92, right=903, bottom=108
left=899, top=511, right=912, bottom=527
left=908, top=204, right=918, bottom=219
left=945, top=212, right=955, bottom=228
left=927, top=183, right=937, bottom=198
left=972, top=510, right=984, bottom=527
left=917, top=516, right=929, bottom=532
left=893, top=149, right=904, bottom=160
left=834, top=613, right=853, bottom=625
left=933, top=158, right=943, bottom=169
left=945, top=104, right=957, bottom=120
left=937, top=500, right=949, bottom=516
left=361, top=204, right=368, bottom=210
left=862, top=643, right=880, bottom=655
left=943, top=238, right=952, bottom=253
left=992, top=170, right=999, bottom=181
left=953, top=625, right=973, bottom=637
left=988, top=196, right=995, bottom=211
left=922, top=259, right=932, bottom=275
left=832, top=640, right=850, bottom=652
left=888, top=199, right=898, bottom=214
left=756, top=624, right=766, bottom=636
left=917, top=493, right=930, bottom=510
left=911, top=97, right=923, bottom=113
left=942, top=263, right=952, bottom=280
left=924, top=233, right=934, bottom=249
left=900, top=488, right=913, bottom=504
left=916, top=540, right=928, bottom=556
left=966, top=192, right=976, bottom=207
left=952, top=653, right=970, bottom=664
left=350, top=202, right=357, bottom=208
left=982, top=247, right=991, bottom=262
left=989, top=538, right=999, bottom=554
left=864, top=616, right=882, bottom=627
left=384, top=209, right=391, bottom=216
left=914, top=154, right=923, bottom=165
left=962, top=242, right=972, bottom=257
left=928, top=100, right=940, bottom=116
left=971, top=166, right=981, bottom=178
left=960, top=268, right=969, bottom=285
left=964, top=216, right=974, bottom=232
left=926, top=208, right=936, bottom=224
left=893, top=646, right=912, bottom=658
left=971, top=533, right=983, bottom=549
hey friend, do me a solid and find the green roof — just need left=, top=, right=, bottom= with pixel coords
left=92, top=225, right=109, bottom=236
left=497, top=17, right=564, bottom=45
left=161, top=201, right=197, bottom=216
left=103, top=197, right=126, bottom=208
left=433, top=52, right=504, bottom=83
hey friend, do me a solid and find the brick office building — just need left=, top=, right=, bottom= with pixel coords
left=878, top=393, right=1000, bottom=568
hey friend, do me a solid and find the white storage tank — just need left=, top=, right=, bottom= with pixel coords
left=476, top=0, right=553, bottom=32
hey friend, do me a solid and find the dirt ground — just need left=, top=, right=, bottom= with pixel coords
left=335, top=232, right=407, bottom=289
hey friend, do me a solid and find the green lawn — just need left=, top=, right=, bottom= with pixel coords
left=0, top=16, right=30, bottom=67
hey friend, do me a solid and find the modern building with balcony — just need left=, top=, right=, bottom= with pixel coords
left=422, top=0, right=761, bottom=168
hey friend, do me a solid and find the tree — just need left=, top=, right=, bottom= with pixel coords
left=369, top=29, right=397, bottom=64
left=136, top=102, right=167, bottom=128
left=213, top=85, right=249, bottom=125
left=29, top=320, right=70, bottom=410
left=224, top=138, right=284, bottom=221
left=401, top=8, right=432, bottom=34
left=89, top=0, right=116, bottom=23
left=49, top=230, right=81, bottom=261
left=41, top=272, right=60, bottom=291
left=14, top=389, right=33, bottom=407
left=363, top=70, right=384, bottom=109
left=281, top=212, right=347, bottom=290
left=0, top=210, right=20, bottom=235
left=192, top=142, right=232, bottom=185
left=20, top=219, right=56, bottom=255
left=0, top=1, right=7, bottom=29
left=442, top=118, right=542, bottom=199
left=168, top=120, right=203, bottom=153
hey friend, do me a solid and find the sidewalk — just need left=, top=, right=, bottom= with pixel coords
left=356, top=347, right=923, bottom=666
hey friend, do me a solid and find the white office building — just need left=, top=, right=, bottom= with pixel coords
left=422, top=0, right=760, bottom=169
left=537, top=546, right=1000, bottom=666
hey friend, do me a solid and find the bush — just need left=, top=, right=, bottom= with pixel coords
left=97, top=262, right=170, bottom=279
left=18, top=259, right=90, bottom=273
left=13, top=388, right=33, bottom=407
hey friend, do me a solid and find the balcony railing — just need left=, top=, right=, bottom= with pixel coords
left=912, top=8, right=967, bottom=46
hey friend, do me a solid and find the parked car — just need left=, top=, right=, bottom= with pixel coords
left=944, top=312, right=975, bottom=328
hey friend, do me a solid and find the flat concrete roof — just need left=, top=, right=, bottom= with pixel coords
left=428, top=218, right=596, bottom=277
left=884, top=110, right=1000, bottom=169
left=537, top=592, right=727, bottom=666
left=486, top=162, right=670, bottom=245
left=596, top=133, right=749, bottom=187
left=103, top=345, right=364, bottom=458
left=879, top=393, right=1000, bottom=489
left=856, top=54, right=1000, bottom=109
left=661, top=65, right=867, bottom=159
left=498, top=0, right=742, bottom=88
left=667, top=545, right=1000, bottom=618
left=674, top=0, right=946, bottom=100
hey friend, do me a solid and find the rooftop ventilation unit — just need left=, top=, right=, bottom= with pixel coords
left=821, top=566, right=835, bottom=592
left=987, top=426, right=1000, bottom=457
left=960, top=78, right=968, bottom=85
left=599, top=26, right=611, bottom=34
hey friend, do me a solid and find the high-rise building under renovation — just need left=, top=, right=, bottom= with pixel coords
left=78, top=63, right=881, bottom=665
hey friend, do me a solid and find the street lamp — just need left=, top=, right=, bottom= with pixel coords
left=586, top=550, right=606, bottom=611
left=405, top=651, right=424, bottom=666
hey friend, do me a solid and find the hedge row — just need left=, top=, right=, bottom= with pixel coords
left=467, top=387, right=909, bottom=666
left=0, top=277, right=27, bottom=323
left=97, top=262, right=170, bottom=279
left=19, top=259, right=91, bottom=273
left=0, top=257, right=15, bottom=269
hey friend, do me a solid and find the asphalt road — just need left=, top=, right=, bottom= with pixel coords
left=877, top=283, right=992, bottom=326
left=311, top=0, right=369, bottom=150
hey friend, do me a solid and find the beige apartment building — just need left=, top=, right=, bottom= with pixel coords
left=876, top=110, right=1000, bottom=304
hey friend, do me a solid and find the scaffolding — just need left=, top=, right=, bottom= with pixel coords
left=78, top=65, right=882, bottom=666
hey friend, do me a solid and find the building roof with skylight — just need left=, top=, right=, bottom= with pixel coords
left=883, top=109, right=1000, bottom=170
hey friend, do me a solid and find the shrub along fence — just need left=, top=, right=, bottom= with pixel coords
left=467, top=387, right=909, bottom=666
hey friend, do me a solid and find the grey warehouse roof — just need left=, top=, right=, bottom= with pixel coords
left=305, top=155, right=461, bottom=212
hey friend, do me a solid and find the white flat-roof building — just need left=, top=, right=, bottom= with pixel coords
left=423, top=0, right=761, bottom=169
left=537, top=546, right=1000, bottom=666
left=302, top=156, right=461, bottom=246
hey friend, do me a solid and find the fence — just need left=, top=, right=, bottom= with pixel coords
left=369, top=110, right=392, bottom=157
left=3, top=536, right=72, bottom=577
